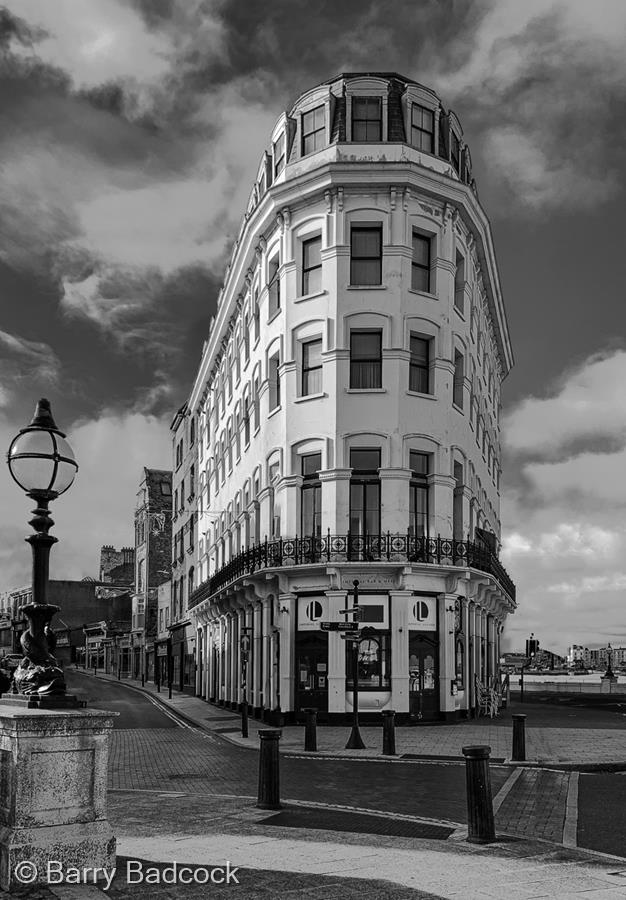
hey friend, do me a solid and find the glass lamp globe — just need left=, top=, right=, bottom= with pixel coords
left=7, top=399, right=78, bottom=496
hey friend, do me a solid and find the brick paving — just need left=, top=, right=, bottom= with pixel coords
left=495, top=769, right=571, bottom=842
left=89, top=670, right=626, bottom=766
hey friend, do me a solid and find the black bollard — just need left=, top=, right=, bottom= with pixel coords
left=382, top=709, right=396, bottom=755
left=302, top=708, right=318, bottom=752
left=94, top=666, right=97, bottom=677
left=462, top=745, right=496, bottom=844
left=141, top=674, right=145, bottom=687
left=257, top=729, right=282, bottom=810
left=512, top=714, right=526, bottom=761
left=117, top=665, right=121, bottom=681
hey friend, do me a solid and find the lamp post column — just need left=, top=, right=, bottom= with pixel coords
left=345, top=580, right=365, bottom=751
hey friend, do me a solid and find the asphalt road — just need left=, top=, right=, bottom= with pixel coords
left=66, top=668, right=178, bottom=729
left=578, top=773, right=626, bottom=857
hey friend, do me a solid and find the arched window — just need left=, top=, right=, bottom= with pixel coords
left=455, top=638, right=464, bottom=690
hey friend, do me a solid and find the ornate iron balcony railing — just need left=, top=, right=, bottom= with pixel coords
left=188, top=532, right=516, bottom=610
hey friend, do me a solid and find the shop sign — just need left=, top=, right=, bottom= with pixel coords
left=297, top=596, right=328, bottom=631
left=157, top=645, right=169, bottom=657
left=408, top=596, right=436, bottom=631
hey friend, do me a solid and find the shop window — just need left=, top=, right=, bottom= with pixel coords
left=455, top=638, right=464, bottom=690
left=302, top=105, right=325, bottom=155
left=409, top=334, right=430, bottom=393
left=302, top=338, right=322, bottom=395
left=409, top=451, right=429, bottom=538
left=302, top=235, right=322, bottom=295
left=350, top=225, right=382, bottom=286
left=411, top=232, right=431, bottom=293
left=346, top=634, right=391, bottom=689
left=352, top=97, right=381, bottom=141
left=350, top=330, right=382, bottom=389
left=411, top=103, right=434, bottom=153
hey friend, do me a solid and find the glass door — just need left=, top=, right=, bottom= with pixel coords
left=408, top=633, right=439, bottom=721
left=295, top=632, right=328, bottom=718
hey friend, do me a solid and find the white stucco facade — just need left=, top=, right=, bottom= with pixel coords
left=187, top=73, right=515, bottom=723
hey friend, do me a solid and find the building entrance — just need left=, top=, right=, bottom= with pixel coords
left=295, top=632, right=328, bottom=718
left=408, top=633, right=439, bottom=721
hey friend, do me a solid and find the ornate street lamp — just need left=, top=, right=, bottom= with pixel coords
left=605, top=643, right=615, bottom=679
left=6, top=398, right=79, bottom=704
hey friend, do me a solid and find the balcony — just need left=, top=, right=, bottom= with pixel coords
left=188, top=532, right=515, bottom=610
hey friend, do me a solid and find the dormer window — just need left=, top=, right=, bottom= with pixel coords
left=273, top=134, right=285, bottom=177
left=302, top=106, right=325, bottom=155
left=352, top=97, right=381, bottom=142
left=451, top=131, right=461, bottom=173
left=411, top=104, right=434, bottom=153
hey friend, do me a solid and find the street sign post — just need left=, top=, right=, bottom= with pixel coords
left=338, top=607, right=364, bottom=619
left=320, top=622, right=361, bottom=632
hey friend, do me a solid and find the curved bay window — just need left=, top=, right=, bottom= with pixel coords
left=409, top=450, right=429, bottom=538
left=346, top=633, right=391, bottom=690
left=349, top=449, right=381, bottom=557
left=301, top=452, right=322, bottom=539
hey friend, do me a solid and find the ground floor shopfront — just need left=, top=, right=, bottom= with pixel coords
left=191, top=559, right=515, bottom=725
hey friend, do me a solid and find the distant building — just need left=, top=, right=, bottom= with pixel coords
left=155, top=579, right=172, bottom=687
left=130, top=468, right=173, bottom=680
left=8, top=580, right=131, bottom=665
left=98, top=545, right=135, bottom=597
left=169, top=403, right=197, bottom=694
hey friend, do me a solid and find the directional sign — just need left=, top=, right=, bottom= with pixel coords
left=338, top=608, right=364, bottom=618
left=340, top=632, right=361, bottom=641
left=320, top=622, right=360, bottom=632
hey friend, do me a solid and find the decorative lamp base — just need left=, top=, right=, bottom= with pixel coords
left=345, top=726, right=366, bottom=750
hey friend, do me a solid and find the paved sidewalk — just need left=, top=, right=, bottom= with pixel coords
left=86, top=668, right=626, bottom=767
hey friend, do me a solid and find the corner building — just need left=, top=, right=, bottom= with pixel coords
left=189, top=73, right=515, bottom=724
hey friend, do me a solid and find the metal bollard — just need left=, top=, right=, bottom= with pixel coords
left=302, top=708, right=318, bottom=752
left=257, top=729, right=282, bottom=810
left=512, top=714, right=526, bottom=761
left=117, top=665, right=121, bottom=681
left=141, top=674, right=145, bottom=687
left=94, top=666, right=97, bottom=677
left=462, top=745, right=496, bottom=844
left=382, top=709, right=396, bottom=755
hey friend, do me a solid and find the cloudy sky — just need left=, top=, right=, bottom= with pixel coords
left=1, top=0, right=625, bottom=653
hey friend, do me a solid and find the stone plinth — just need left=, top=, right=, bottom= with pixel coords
left=0, top=706, right=117, bottom=891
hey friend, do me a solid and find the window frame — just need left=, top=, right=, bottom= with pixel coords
left=300, top=451, right=322, bottom=538
left=301, top=234, right=322, bottom=295
left=351, top=96, right=382, bottom=142
left=349, top=329, right=382, bottom=390
left=273, top=133, right=285, bottom=177
left=410, top=103, right=435, bottom=153
left=350, top=225, right=383, bottom=287
left=453, top=350, right=464, bottom=409
left=411, top=231, right=432, bottom=293
left=301, top=337, right=323, bottom=396
left=409, top=333, right=430, bottom=394
left=346, top=633, right=391, bottom=690
left=302, top=105, right=325, bottom=156
left=409, top=450, right=430, bottom=538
